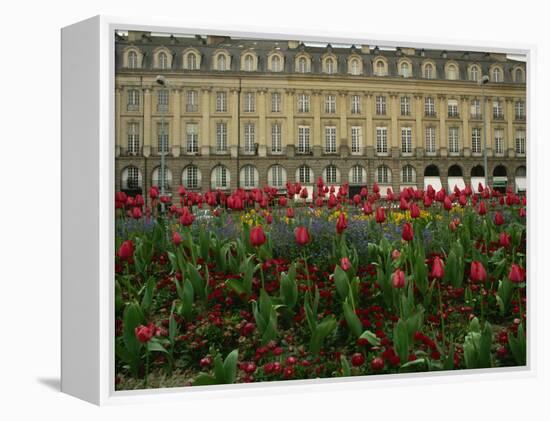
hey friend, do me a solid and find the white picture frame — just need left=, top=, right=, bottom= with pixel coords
left=61, top=15, right=534, bottom=406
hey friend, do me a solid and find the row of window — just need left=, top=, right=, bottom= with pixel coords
left=122, top=163, right=415, bottom=192
left=124, top=121, right=526, bottom=157
left=122, top=161, right=525, bottom=193
left=124, top=48, right=525, bottom=83
left=125, top=88, right=527, bottom=120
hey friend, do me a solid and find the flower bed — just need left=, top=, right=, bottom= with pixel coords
left=114, top=181, right=526, bottom=390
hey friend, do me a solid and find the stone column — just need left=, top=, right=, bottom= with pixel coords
left=230, top=88, right=239, bottom=158
left=365, top=92, right=374, bottom=158
left=285, top=89, right=295, bottom=156
left=438, top=94, right=447, bottom=157
left=313, top=90, right=322, bottom=157
left=339, top=91, right=348, bottom=155
left=461, top=95, right=469, bottom=156
left=115, top=87, right=122, bottom=157
left=484, top=97, right=493, bottom=157
left=414, top=93, right=423, bottom=156
left=143, top=87, right=152, bottom=157
left=505, top=98, right=515, bottom=158
left=258, top=88, right=267, bottom=157
left=171, top=87, right=181, bottom=157
left=390, top=92, right=399, bottom=157
left=201, top=86, right=211, bottom=156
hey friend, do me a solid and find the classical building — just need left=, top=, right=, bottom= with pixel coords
left=115, top=31, right=527, bottom=200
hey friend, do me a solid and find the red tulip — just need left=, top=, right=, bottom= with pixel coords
left=431, top=256, right=445, bottom=279
left=336, top=213, right=348, bottom=234
left=478, top=201, right=487, bottom=216
left=371, top=357, right=385, bottom=371
left=149, top=186, right=159, bottom=199
left=180, top=209, right=194, bottom=226
left=519, top=207, right=526, bottom=218
left=353, top=194, right=361, bottom=205
left=351, top=353, right=365, bottom=367
left=402, top=222, right=414, bottom=242
left=443, top=196, right=452, bottom=211
left=392, top=269, right=406, bottom=289
left=372, top=183, right=380, bottom=194
left=286, top=207, right=295, bottom=218
left=294, top=226, right=311, bottom=246
left=250, top=226, right=267, bottom=247
left=406, top=202, right=419, bottom=219
left=458, top=194, right=467, bottom=207
left=494, top=212, right=505, bottom=226
left=391, top=249, right=401, bottom=261
left=508, top=264, right=525, bottom=283
left=279, top=196, right=288, bottom=207
left=363, top=202, right=373, bottom=215
left=265, top=213, right=273, bottom=224
left=499, top=232, right=511, bottom=248
left=172, top=231, right=182, bottom=246
left=135, top=323, right=155, bottom=343
left=469, top=261, right=487, bottom=282
left=118, top=240, right=134, bottom=261
left=340, top=257, right=352, bottom=271
left=424, top=195, right=433, bottom=209
left=375, top=207, right=386, bottom=224
left=131, top=206, right=142, bottom=219
left=399, top=197, right=409, bottom=211
left=300, top=187, right=308, bottom=199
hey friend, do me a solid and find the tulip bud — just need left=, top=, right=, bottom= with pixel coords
left=375, top=207, right=386, bottom=224
left=172, top=231, right=182, bottom=246
left=340, top=257, right=352, bottom=271
left=336, top=213, right=348, bottom=234
left=392, top=269, right=406, bottom=288
left=402, top=222, right=414, bottom=242
left=249, top=226, right=267, bottom=247
left=430, top=256, right=445, bottom=279
left=294, top=226, right=311, bottom=246
left=469, top=261, right=487, bottom=282
left=508, top=264, right=525, bottom=283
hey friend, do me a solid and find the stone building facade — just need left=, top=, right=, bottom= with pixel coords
left=115, top=31, right=527, bottom=200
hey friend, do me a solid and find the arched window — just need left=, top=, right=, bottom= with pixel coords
left=515, top=68, right=524, bottom=83
left=493, top=165, right=507, bottom=177
left=400, top=62, right=410, bottom=78
left=401, top=165, right=416, bottom=183
left=182, top=165, right=202, bottom=190
left=240, top=165, right=258, bottom=189
left=187, top=53, right=197, bottom=70
left=128, top=51, right=138, bottom=69
left=243, top=54, right=254, bottom=71
left=470, top=65, right=479, bottom=81
left=268, top=164, right=287, bottom=188
left=448, top=165, right=463, bottom=177
left=492, top=67, right=502, bottom=82
left=471, top=165, right=485, bottom=177
left=350, top=58, right=360, bottom=75
left=375, top=60, right=386, bottom=76
left=515, top=166, right=526, bottom=177
left=296, top=165, right=313, bottom=184
left=217, top=54, right=227, bottom=71
left=447, top=64, right=458, bottom=80
left=376, top=165, right=392, bottom=184
left=127, top=122, right=140, bottom=154
left=271, top=55, right=281, bottom=72
left=349, top=165, right=366, bottom=185
left=211, top=165, right=230, bottom=189
left=424, top=63, right=434, bottom=79
left=152, top=166, right=173, bottom=191
left=424, top=165, right=440, bottom=177
left=298, top=57, right=308, bottom=73
left=323, top=165, right=339, bottom=184
left=158, top=52, right=168, bottom=69
left=121, top=166, right=142, bottom=190
left=325, top=58, right=335, bottom=74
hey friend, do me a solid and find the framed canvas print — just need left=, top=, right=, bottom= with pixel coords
left=61, top=15, right=530, bottom=405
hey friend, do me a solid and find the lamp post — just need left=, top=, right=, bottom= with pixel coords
left=155, top=75, right=167, bottom=212
left=478, top=74, right=490, bottom=187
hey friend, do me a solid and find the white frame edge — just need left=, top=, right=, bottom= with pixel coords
left=60, top=14, right=535, bottom=406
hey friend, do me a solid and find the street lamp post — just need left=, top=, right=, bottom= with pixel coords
left=156, top=75, right=167, bottom=213
left=478, top=75, right=490, bottom=188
